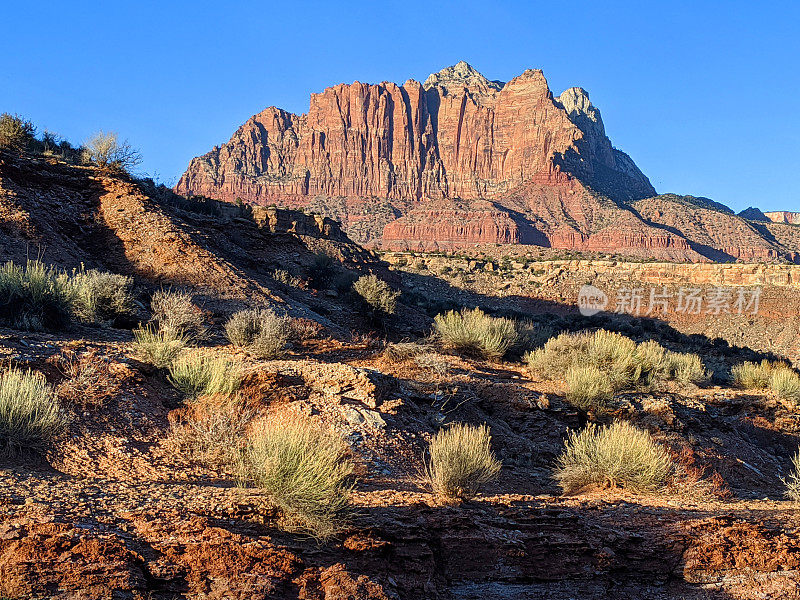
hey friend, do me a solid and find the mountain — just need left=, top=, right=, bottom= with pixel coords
left=177, top=62, right=799, bottom=263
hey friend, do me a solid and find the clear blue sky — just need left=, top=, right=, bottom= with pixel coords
left=3, top=0, right=798, bottom=212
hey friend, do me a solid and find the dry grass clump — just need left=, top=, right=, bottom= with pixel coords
left=168, top=351, right=242, bottom=400
left=425, top=423, right=501, bottom=501
left=382, top=341, right=434, bottom=361
left=68, top=268, right=135, bottom=325
left=352, top=274, right=400, bottom=316
left=554, top=421, right=673, bottom=494
left=0, top=367, right=66, bottom=456
left=55, top=349, right=123, bottom=409
left=225, top=308, right=290, bottom=359
left=132, top=325, right=187, bottom=369
left=564, top=365, right=614, bottom=411
left=526, top=330, right=707, bottom=409
left=238, top=411, right=354, bottom=537
left=0, top=260, right=74, bottom=331
left=169, top=394, right=255, bottom=469
left=433, top=308, right=518, bottom=360
left=783, top=450, right=800, bottom=501
left=150, top=290, right=206, bottom=340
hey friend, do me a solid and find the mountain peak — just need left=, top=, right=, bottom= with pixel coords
left=423, top=61, right=504, bottom=93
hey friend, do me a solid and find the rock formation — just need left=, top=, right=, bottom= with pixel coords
left=765, top=211, right=800, bottom=225
left=177, top=62, right=800, bottom=262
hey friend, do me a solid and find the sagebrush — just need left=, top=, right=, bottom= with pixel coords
left=554, top=421, right=673, bottom=494
left=426, top=423, right=501, bottom=501
left=132, top=325, right=187, bottom=369
left=434, top=308, right=518, bottom=360
left=225, top=308, right=290, bottom=359
left=238, top=411, right=354, bottom=537
left=0, top=367, right=66, bottom=455
left=150, top=290, right=205, bottom=340
left=352, top=274, right=400, bottom=316
left=168, top=351, right=242, bottom=399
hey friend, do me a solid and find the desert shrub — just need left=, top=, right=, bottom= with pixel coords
left=55, top=349, right=122, bottom=409
left=732, top=360, right=773, bottom=389
left=425, top=423, right=501, bottom=501
left=770, top=368, right=800, bottom=403
left=287, top=318, right=321, bottom=341
left=527, top=330, right=707, bottom=391
left=668, top=352, right=708, bottom=385
left=554, top=421, right=673, bottom=494
left=225, top=308, right=290, bottom=359
left=509, top=319, right=555, bottom=357
left=0, top=113, right=36, bottom=151
left=238, top=411, right=354, bottom=537
left=564, top=365, right=613, bottom=412
left=352, top=274, right=400, bottom=316
left=783, top=449, right=800, bottom=501
left=272, top=269, right=303, bottom=287
left=0, top=367, right=66, bottom=455
left=82, top=131, right=141, bottom=172
left=131, top=325, right=187, bottom=369
left=150, top=290, right=205, bottom=340
left=308, top=251, right=337, bottom=290
left=67, top=268, right=135, bottom=325
left=0, top=260, right=74, bottom=331
left=168, top=351, right=242, bottom=399
left=434, top=308, right=518, bottom=360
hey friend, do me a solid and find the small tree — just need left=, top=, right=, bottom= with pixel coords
left=0, top=113, right=36, bottom=152
left=82, top=131, right=141, bottom=172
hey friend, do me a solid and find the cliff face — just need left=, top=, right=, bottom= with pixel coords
left=176, top=62, right=799, bottom=262
left=765, top=211, right=800, bottom=225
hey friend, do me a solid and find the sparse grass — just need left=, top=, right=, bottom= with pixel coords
left=169, top=394, right=255, bottom=469
left=225, top=308, right=291, bottom=359
left=150, top=290, right=205, bottom=341
left=770, top=368, right=800, bottom=403
left=0, top=260, right=73, bottom=331
left=238, top=411, right=354, bottom=538
left=383, top=341, right=434, bottom=361
left=554, top=421, right=673, bottom=494
left=433, top=308, right=518, bottom=360
left=131, top=325, right=187, bottom=369
left=0, top=367, right=66, bottom=456
left=168, top=351, right=242, bottom=400
left=425, top=423, right=501, bottom=501
left=352, top=274, right=400, bottom=316
left=564, top=365, right=614, bottom=412
left=526, top=329, right=707, bottom=398
left=55, top=349, right=122, bottom=409
left=783, top=449, right=800, bottom=501
left=67, top=268, right=135, bottom=325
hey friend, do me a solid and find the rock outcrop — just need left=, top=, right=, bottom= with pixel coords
left=765, top=211, right=800, bottom=225
left=177, top=62, right=800, bottom=262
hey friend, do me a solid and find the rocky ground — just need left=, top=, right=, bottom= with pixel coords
left=2, top=152, right=800, bottom=599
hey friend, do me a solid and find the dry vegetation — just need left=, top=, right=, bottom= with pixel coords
left=0, top=367, right=66, bottom=456
left=433, top=307, right=518, bottom=360
left=225, top=308, right=291, bottom=359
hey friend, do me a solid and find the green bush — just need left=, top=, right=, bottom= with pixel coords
left=150, top=290, right=205, bottom=341
left=668, top=352, right=708, bottom=385
left=784, top=449, right=800, bottom=501
left=68, top=268, right=135, bottom=325
left=0, top=367, right=66, bottom=455
left=0, top=260, right=74, bottom=331
left=434, top=308, right=518, bottom=360
left=131, top=325, right=187, bottom=369
left=352, top=274, right=400, bottom=316
left=0, top=113, right=36, bottom=151
left=225, top=308, right=290, bottom=359
left=239, top=412, right=354, bottom=537
left=168, top=351, right=242, bottom=399
left=564, top=365, right=614, bottom=412
left=425, top=423, right=501, bottom=501
left=554, top=421, right=673, bottom=494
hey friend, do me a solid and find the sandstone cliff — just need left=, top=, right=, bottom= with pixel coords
left=176, top=62, right=799, bottom=262
left=765, top=211, right=800, bottom=225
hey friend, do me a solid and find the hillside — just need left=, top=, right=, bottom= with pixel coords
left=176, top=62, right=799, bottom=263
left=2, top=152, right=800, bottom=599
